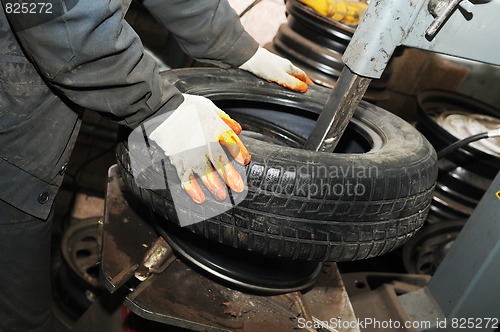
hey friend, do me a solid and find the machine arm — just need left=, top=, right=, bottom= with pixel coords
left=305, top=0, right=500, bottom=153
left=345, top=0, right=500, bottom=79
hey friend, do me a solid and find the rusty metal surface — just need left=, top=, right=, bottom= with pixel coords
left=100, top=165, right=158, bottom=292
left=100, top=165, right=359, bottom=331
left=343, top=272, right=431, bottom=332
left=301, top=263, right=358, bottom=330
left=124, top=261, right=358, bottom=332
left=134, top=237, right=176, bottom=281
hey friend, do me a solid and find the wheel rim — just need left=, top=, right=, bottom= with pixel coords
left=215, top=99, right=383, bottom=153
left=154, top=218, right=322, bottom=295
left=417, top=89, right=500, bottom=221
left=61, top=218, right=101, bottom=289
left=402, top=220, right=465, bottom=275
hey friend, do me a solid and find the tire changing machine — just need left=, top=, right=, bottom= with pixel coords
left=75, top=0, right=500, bottom=330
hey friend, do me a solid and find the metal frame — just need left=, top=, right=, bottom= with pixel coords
left=345, top=0, right=500, bottom=79
left=306, top=0, right=500, bottom=152
left=400, top=171, right=500, bottom=331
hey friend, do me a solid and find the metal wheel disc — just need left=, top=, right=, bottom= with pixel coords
left=154, top=219, right=323, bottom=295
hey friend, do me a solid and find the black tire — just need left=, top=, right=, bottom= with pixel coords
left=116, top=68, right=437, bottom=261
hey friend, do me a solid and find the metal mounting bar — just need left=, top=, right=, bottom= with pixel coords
left=304, top=67, right=371, bottom=152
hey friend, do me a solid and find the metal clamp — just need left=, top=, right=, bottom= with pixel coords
left=426, top=0, right=474, bottom=39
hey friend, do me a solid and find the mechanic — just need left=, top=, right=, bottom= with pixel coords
left=0, top=0, right=312, bottom=331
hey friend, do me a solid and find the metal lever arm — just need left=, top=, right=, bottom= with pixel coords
left=304, top=67, right=370, bottom=152
left=426, top=0, right=472, bottom=39
left=306, top=0, right=500, bottom=153
left=344, top=0, right=500, bottom=79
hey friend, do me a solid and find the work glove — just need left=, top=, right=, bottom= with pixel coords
left=239, top=46, right=313, bottom=92
left=149, top=94, right=251, bottom=204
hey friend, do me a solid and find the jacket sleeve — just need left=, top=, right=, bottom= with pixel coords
left=141, top=0, right=259, bottom=68
left=2, top=0, right=184, bottom=128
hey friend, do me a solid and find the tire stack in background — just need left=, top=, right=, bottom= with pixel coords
left=416, top=90, right=500, bottom=223
left=402, top=90, right=500, bottom=275
left=267, top=0, right=395, bottom=102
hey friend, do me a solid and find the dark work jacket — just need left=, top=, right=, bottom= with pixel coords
left=0, top=0, right=258, bottom=219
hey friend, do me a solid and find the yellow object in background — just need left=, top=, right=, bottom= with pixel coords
left=299, top=0, right=368, bottom=27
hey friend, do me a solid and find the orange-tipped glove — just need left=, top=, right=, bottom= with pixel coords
left=148, top=94, right=251, bottom=204
left=239, top=47, right=313, bottom=92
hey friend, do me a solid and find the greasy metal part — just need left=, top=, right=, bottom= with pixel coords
left=154, top=217, right=323, bottom=295
left=304, top=66, right=371, bottom=152
left=399, top=287, right=446, bottom=331
left=282, top=292, right=313, bottom=325
left=99, top=165, right=159, bottom=292
left=134, top=237, right=175, bottom=281
left=124, top=261, right=358, bottom=332
left=343, top=272, right=431, bottom=297
left=343, top=273, right=432, bottom=331
left=426, top=0, right=466, bottom=39
left=100, top=165, right=359, bottom=331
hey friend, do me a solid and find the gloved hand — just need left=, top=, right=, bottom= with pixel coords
left=148, top=94, right=251, bottom=203
left=239, top=46, right=313, bottom=92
